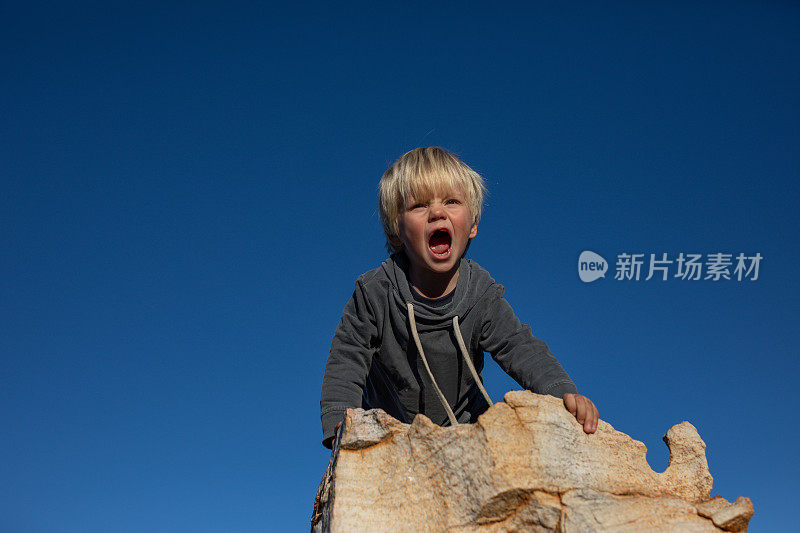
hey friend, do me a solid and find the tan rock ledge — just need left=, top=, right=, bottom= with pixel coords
left=312, top=390, right=753, bottom=532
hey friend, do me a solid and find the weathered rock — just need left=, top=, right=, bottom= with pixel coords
left=696, top=496, right=755, bottom=532
left=311, top=391, right=753, bottom=532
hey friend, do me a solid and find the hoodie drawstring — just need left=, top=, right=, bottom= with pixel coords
left=406, top=302, right=493, bottom=427
left=452, top=315, right=494, bottom=408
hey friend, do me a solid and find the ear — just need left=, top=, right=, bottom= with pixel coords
left=469, top=223, right=478, bottom=239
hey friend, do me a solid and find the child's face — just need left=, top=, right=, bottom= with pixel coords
left=392, top=184, right=478, bottom=285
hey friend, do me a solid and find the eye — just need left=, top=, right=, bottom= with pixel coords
left=409, top=202, right=427, bottom=210
left=445, top=199, right=460, bottom=205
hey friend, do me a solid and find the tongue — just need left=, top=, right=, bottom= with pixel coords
left=429, top=232, right=450, bottom=254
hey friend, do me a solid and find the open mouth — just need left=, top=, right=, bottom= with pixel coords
left=428, top=229, right=452, bottom=257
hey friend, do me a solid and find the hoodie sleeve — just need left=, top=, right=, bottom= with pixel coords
left=320, top=279, right=379, bottom=448
left=479, top=290, right=577, bottom=398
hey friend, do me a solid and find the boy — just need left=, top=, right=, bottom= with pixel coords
left=320, top=147, right=597, bottom=449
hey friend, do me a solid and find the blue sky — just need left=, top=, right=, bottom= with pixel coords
left=2, top=2, right=797, bottom=531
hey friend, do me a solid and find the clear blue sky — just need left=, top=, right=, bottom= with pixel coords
left=2, top=2, right=797, bottom=531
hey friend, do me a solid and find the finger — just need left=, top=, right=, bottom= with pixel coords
left=563, top=393, right=577, bottom=415
left=575, top=396, right=587, bottom=425
left=584, top=400, right=598, bottom=433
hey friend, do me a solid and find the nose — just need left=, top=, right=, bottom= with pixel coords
left=428, top=201, right=445, bottom=220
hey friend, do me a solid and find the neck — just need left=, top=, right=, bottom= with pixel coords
left=409, top=264, right=460, bottom=299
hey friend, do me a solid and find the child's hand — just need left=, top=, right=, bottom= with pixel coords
left=562, top=393, right=598, bottom=434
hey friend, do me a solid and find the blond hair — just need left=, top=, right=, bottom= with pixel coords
left=379, top=147, right=487, bottom=254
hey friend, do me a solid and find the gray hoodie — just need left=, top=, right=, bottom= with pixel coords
left=320, top=253, right=577, bottom=447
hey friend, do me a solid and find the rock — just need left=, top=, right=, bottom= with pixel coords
left=696, top=496, right=755, bottom=532
left=311, top=391, right=753, bottom=532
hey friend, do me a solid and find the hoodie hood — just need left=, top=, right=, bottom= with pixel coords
left=381, top=252, right=498, bottom=331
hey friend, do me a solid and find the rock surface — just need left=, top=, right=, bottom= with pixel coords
left=311, top=391, right=753, bottom=532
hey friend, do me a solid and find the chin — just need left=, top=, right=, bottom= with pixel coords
left=427, top=257, right=459, bottom=272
